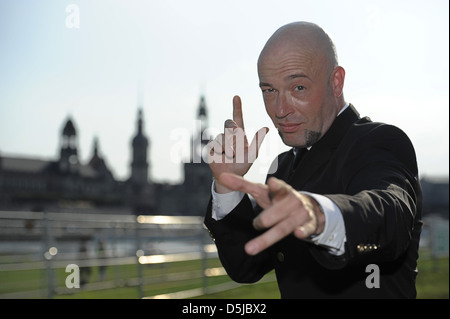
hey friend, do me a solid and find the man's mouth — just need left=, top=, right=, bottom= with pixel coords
left=277, top=122, right=303, bottom=133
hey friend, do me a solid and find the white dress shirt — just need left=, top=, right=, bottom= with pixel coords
left=210, top=104, right=349, bottom=256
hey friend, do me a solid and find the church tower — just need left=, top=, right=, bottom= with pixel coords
left=59, top=117, right=79, bottom=173
left=192, top=95, right=210, bottom=162
left=182, top=95, right=213, bottom=215
left=130, top=108, right=149, bottom=188
left=128, top=107, right=155, bottom=214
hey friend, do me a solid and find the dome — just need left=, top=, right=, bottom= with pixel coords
left=132, top=132, right=148, bottom=147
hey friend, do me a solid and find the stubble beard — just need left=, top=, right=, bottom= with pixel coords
left=304, top=130, right=322, bottom=147
left=279, top=129, right=322, bottom=148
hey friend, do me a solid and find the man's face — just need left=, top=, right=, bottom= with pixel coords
left=258, top=43, right=340, bottom=148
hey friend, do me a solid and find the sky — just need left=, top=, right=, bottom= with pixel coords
left=0, top=0, right=448, bottom=185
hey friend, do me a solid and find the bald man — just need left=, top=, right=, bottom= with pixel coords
left=204, top=22, right=422, bottom=298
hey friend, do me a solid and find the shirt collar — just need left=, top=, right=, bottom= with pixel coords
left=338, top=103, right=350, bottom=117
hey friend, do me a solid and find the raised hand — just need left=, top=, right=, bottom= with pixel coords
left=207, top=95, right=269, bottom=193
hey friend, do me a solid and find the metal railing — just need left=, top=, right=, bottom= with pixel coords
left=1, top=211, right=445, bottom=299
left=0, top=210, right=222, bottom=299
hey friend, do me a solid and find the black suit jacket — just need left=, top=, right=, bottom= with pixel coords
left=204, top=105, right=422, bottom=298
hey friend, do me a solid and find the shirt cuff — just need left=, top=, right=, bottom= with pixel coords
left=300, top=192, right=347, bottom=256
left=211, top=180, right=245, bottom=221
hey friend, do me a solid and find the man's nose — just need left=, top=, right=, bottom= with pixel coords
left=275, top=93, right=293, bottom=119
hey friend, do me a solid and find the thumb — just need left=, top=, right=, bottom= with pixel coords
left=267, top=177, right=290, bottom=202
left=219, top=172, right=272, bottom=209
left=248, top=127, right=269, bottom=163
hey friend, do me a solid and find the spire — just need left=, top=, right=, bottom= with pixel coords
left=88, top=136, right=112, bottom=179
left=62, top=118, right=76, bottom=137
left=92, top=136, right=99, bottom=157
left=89, top=136, right=102, bottom=168
left=197, top=95, right=209, bottom=145
left=130, top=108, right=149, bottom=186
left=198, top=95, right=207, bottom=118
left=137, top=108, right=143, bottom=134
left=132, top=108, right=148, bottom=148
left=191, top=95, right=210, bottom=163
left=59, top=116, right=79, bottom=173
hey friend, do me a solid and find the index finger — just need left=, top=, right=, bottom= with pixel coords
left=218, top=172, right=264, bottom=195
left=245, top=216, right=296, bottom=255
left=233, top=95, right=245, bottom=130
left=218, top=172, right=272, bottom=208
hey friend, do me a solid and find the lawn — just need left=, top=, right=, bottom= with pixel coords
left=194, top=256, right=449, bottom=299
left=0, top=255, right=447, bottom=299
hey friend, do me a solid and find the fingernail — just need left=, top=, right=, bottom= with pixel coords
left=252, top=219, right=262, bottom=231
left=245, top=242, right=258, bottom=255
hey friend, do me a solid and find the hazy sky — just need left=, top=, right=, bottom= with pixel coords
left=0, top=0, right=448, bottom=185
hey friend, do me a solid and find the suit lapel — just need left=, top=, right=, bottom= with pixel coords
left=288, top=104, right=361, bottom=190
left=288, top=144, right=332, bottom=189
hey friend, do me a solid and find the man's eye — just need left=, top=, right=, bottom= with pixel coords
left=263, top=88, right=276, bottom=94
left=295, top=85, right=305, bottom=91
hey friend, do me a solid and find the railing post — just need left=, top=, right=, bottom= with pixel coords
left=135, top=216, right=144, bottom=298
left=43, top=212, right=55, bottom=299
left=201, top=230, right=208, bottom=295
left=112, top=223, right=120, bottom=287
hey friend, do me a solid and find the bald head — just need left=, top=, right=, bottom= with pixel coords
left=257, top=22, right=346, bottom=148
left=258, top=22, right=338, bottom=76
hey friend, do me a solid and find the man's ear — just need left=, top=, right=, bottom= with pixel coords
left=331, top=66, right=345, bottom=97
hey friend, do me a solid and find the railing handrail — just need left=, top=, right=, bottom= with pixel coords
left=0, top=210, right=204, bottom=225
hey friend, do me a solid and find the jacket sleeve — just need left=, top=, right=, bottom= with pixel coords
left=204, top=194, right=275, bottom=283
left=311, top=124, right=422, bottom=269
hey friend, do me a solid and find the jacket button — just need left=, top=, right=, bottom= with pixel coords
left=277, top=252, right=285, bottom=262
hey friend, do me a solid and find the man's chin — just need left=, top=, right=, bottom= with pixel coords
left=279, top=132, right=306, bottom=148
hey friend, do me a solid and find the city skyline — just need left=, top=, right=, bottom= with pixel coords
left=1, top=0, right=448, bottom=184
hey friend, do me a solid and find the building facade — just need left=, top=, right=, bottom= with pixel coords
left=0, top=96, right=212, bottom=216
left=1, top=95, right=447, bottom=218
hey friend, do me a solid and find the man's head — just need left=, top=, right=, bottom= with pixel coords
left=258, top=22, right=346, bottom=148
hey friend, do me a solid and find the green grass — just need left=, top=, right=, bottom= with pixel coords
left=0, top=255, right=447, bottom=299
left=416, top=256, right=449, bottom=299
left=195, top=256, right=449, bottom=299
